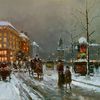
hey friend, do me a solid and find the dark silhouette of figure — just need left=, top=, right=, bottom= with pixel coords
left=64, top=66, right=72, bottom=90
left=57, top=60, right=64, bottom=88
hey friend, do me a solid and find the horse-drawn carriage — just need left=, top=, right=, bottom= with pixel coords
left=0, top=62, right=11, bottom=81
left=30, top=58, right=43, bottom=80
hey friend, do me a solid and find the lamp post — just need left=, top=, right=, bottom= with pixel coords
left=86, top=0, right=89, bottom=75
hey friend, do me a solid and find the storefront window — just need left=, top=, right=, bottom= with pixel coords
left=4, top=37, right=7, bottom=42
left=3, top=44, right=7, bottom=48
left=0, top=38, right=2, bottom=41
left=4, top=50, right=7, bottom=55
left=4, top=33, right=7, bottom=36
left=0, top=44, right=2, bottom=48
left=0, top=33, right=2, bottom=36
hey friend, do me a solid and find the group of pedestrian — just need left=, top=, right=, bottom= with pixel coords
left=57, top=60, right=72, bottom=90
left=0, top=62, right=11, bottom=81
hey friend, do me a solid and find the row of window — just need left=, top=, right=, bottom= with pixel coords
left=0, top=50, right=13, bottom=55
left=0, top=43, right=19, bottom=49
left=0, top=37, right=18, bottom=42
left=0, top=57, right=13, bottom=62
left=0, top=32, right=17, bottom=38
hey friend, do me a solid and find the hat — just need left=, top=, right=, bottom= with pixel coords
left=66, top=66, right=69, bottom=68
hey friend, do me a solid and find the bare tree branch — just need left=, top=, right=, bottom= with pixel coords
left=88, top=0, right=97, bottom=12
left=89, top=15, right=100, bottom=24
left=80, top=18, right=87, bottom=31
left=89, top=31, right=95, bottom=37
left=75, top=9, right=86, bottom=17
left=71, top=12, right=86, bottom=31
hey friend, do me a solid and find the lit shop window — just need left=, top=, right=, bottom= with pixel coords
left=4, top=33, right=7, bottom=36
left=10, top=42, right=12, bottom=48
left=4, top=50, right=7, bottom=55
left=4, top=57, right=7, bottom=61
left=2, top=57, right=4, bottom=61
left=3, top=44, right=7, bottom=48
left=0, top=51, right=1, bottom=54
left=10, top=52, right=13, bottom=55
left=10, top=35, right=12, bottom=39
left=0, top=38, right=2, bottom=41
left=4, top=38, right=7, bottom=42
left=0, top=44, right=2, bottom=48
left=0, top=33, right=2, bottom=36
left=10, top=57, right=13, bottom=60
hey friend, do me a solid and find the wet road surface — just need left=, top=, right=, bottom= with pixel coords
left=15, top=72, right=100, bottom=100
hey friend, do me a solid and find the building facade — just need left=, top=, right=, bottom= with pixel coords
left=18, top=33, right=30, bottom=60
left=31, top=41, right=39, bottom=58
left=0, top=21, right=30, bottom=62
left=0, top=21, right=20, bottom=62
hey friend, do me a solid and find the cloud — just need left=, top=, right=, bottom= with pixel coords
left=0, top=0, right=100, bottom=55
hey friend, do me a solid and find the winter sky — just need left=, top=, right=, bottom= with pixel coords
left=0, top=0, right=100, bottom=52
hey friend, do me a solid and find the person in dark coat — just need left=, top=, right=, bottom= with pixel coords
left=57, top=60, right=64, bottom=88
left=64, top=66, right=72, bottom=90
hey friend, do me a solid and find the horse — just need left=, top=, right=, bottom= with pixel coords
left=64, top=68, right=72, bottom=90
left=30, top=59, right=35, bottom=76
left=34, top=60, right=43, bottom=80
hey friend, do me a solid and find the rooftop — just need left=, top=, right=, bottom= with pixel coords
left=19, top=33, right=29, bottom=40
left=0, top=21, right=19, bottom=33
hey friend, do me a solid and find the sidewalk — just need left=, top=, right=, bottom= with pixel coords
left=43, top=66, right=100, bottom=92
left=72, top=74, right=100, bottom=88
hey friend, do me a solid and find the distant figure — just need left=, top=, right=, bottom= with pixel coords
left=35, top=60, right=43, bottom=80
left=64, top=66, right=72, bottom=90
left=57, top=60, right=64, bottom=88
left=34, top=55, right=43, bottom=80
left=30, top=59, right=35, bottom=76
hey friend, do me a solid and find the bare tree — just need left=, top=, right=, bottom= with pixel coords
left=73, top=0, right=100, bottom=75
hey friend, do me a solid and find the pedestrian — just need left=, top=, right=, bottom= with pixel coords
left=64, top=66, right=72, bottom=90
left=57, top=60, right=65, bottom=88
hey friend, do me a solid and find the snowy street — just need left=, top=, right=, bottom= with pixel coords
left=0, top=65, right=99, bottom=100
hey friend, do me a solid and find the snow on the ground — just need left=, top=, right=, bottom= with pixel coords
left=11, top=73, right=43, bottom=100
left=41, top=65, right=100, bottom=92
left=72, top=67, right=100, bottom=89
left=31, top=65, right=100, bottom=93
left=72, top=74, right=100, bottom=92
left=0, top=65, right=100, bottom=100
left=0, top=73, right=43, bottom=100
left=0, top=81, right=21, bottom=100
left=73, top=73, right=100, bottom=85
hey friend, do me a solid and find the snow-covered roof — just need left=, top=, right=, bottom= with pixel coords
left=78, top=37, right=87, bottom=44
left=32, top=41, right=39, bottom=47
left=0, top=21, right=15, bottom=29
left=57, top=48, right=65, bottom=50
left=89, top=43, right=100, bottom=47
left=0, top=21, right=19, bottom=33
left=19, top=33, right=29, bottom=40
left=74, top=59, right=87, bottom=62
left=0, top=21, right=12, bottom=26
